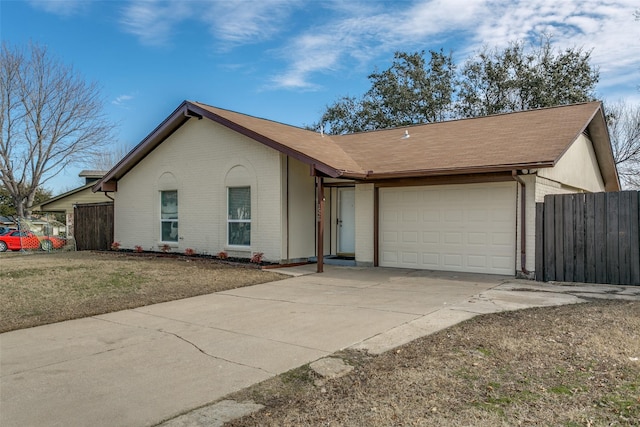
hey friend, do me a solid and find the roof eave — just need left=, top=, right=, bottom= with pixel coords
left=586, top=104, right=621, bottom=191
left=34, top=182, right=96, bottom=211
left=357, top=162, right=555, bottom=180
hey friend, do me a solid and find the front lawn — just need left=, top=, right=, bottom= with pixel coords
left=0, top=251, right=286, bottom=333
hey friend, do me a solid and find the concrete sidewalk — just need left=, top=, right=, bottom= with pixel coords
left=1, top=266, right=638, bottom=427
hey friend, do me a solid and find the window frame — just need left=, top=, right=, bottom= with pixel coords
left=160, top=190, right=178, bottom=243
left=227, top=186, right=251, bottom=247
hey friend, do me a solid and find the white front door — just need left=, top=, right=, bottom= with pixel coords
left=338, top=187, right=355, bottom=255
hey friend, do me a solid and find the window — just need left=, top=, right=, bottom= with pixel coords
left=228, top=187, right=250, bottom=246
left=160, top=190, right=178, bottom=242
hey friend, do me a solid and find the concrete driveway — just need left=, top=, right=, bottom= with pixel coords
left=1, top=265, right=638, bottom=427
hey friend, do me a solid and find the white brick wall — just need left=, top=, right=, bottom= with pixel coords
left=114, top=118, right=282, bottom=262
left=537, top=134, right=605, bottom=193
left=284, top=157, right=315, bottom=261
left=355, top=183, right=375, bottom=265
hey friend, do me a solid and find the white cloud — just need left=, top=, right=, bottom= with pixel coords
left=467, top=1, right=640, bottom=94
left=27, top=0, right=88, bottom=16
left=269, top=33, right=345, bottom=90
left=114, top=0, right=638, bottom=95
left=201, top=0, right=300, bottom=46
left=119, top=0, right=300, bottom=48
left=268, top=0, right=639, bottom=95
left=119, top=0, right=193, bottom=46
left=112, top=94, right=135, bottom=107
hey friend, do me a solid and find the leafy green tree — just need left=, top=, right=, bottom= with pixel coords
left=315, top=38, right=599, bottom=134
left=317, top=50, right=456, bottom=134
left=1, top=42, right=112, bottom=218
left=457, top=38, right=599, bottom=117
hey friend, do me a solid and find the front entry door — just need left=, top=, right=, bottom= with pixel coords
left=337, top=187, right=355, bottom=255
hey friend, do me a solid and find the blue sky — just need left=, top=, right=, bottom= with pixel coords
left=2, top=0, right=639, bottom=193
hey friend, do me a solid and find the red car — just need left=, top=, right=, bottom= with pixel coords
left=0, top=230, right=66, bottom=252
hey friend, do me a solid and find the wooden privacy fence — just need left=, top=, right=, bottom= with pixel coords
left=74, top=202, right=114, bottom=251
left=535, top=191, right=640, bottom=285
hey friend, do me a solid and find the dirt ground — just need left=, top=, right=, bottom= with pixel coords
left=228, top=300, right=640, bottom=427
left=0, top=251, right=286, bottom=333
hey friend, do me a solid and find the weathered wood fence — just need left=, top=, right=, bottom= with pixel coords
left=535, top=191, right=640, bottom=285
left=74, top=202, right=114, bottom=251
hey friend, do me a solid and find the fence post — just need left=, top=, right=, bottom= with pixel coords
left=535, top=203, right=544, bottom=281
left=543, top=195, right=556, bottom=282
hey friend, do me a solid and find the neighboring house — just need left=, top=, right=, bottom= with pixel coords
left=93, top=101, right=619, bottom=276
left=0, top=215, right=63, bottom=236
left=33, top=170, right=111, bottom=237
left=0, top=216, right=15, bottom=228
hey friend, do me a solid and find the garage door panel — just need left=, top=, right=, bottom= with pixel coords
left=468, top=255, right=488, bottom=268
left=381, top=209, right=398, bottom=222
left=382, top=231, right=398, bottom=243
left=402, top=209, right=418, bottom=222
left=422, top=209, right=440, bottom=221
left=402, top=252, right=419, bottom=264
left=492, top=232, right=512, bottom=246
left=468, top=232, right=487, bottom=245
left=380, top=183, right=516, bottom=275
left=422, top=231, right=439, bottom=244
left=443, top=254, right=463, bottom=268
left=468, top=210, right=488, bottom=221
left=491, top=208, right=513, bottom=222
left=491, top=256, right=513, bottom=269
left=382, top=251, right=398, bottom=263
left=422, top=253, right=439, bottom=266
left=401, top=231, right=418, bottom=243
left=444, top=209, right=463, bottom=222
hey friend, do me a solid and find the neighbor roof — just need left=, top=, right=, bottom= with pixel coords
left=94, top=100, right=619, bottom=192
left=32, top=182, right=95, bottom=212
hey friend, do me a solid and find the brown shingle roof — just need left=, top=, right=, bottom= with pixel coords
left=191, top=102, right=366, bottom=177
left=94, top=100, right=619, bottom=192
left=333, top=102, right=602, bottom=177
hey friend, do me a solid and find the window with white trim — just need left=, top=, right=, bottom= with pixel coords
left=160, top=190, right=178, bottom=242
left=227, top=187, right=250, bottom=246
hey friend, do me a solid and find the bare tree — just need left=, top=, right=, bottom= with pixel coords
left=88, top=143, right=132, bottom=171
left=0, top=42, right=113, bottom=217
left=605, top=100, right=640, bottom=189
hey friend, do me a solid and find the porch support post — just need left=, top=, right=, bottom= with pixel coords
left=316, top=175, right=324, bottom=273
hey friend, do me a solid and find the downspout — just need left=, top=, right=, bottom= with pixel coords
left=285, top=156, right=289, bottom=262
left=316, top=175, right=325, bottom=273
left=103, top=192, right=114, bottom=201
left=511, top=170, right=528, bottom=275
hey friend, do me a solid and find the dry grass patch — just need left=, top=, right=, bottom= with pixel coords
left=0, top=251, right=286, bottom=333
left=228, top=300, right=640, bottom=427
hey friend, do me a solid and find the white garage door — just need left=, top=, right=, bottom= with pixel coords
left=379, top=182, right=517, bottom=275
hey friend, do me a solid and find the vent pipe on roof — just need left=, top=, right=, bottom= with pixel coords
left=402, top=130, right=410, bottom=139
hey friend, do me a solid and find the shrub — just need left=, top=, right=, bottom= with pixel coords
left=184, top=248, right=195, bottom=256
left=160, top=244, right=171, bottom=253
left=217, top=251, right=228, bottom=260
left=250, top=252, right=264, bottom=264
left=110, top=241, right=121, bottom=251
left=134, top=245, right=143, bottom=253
